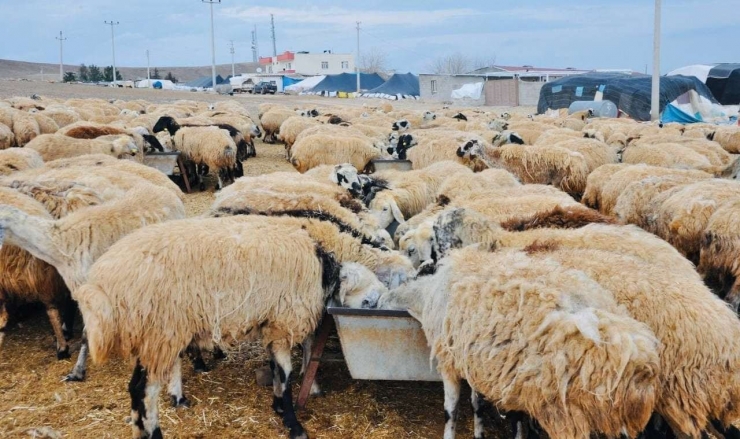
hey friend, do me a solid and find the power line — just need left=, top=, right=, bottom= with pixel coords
left=202, top=0, right=221, bottom=92
left=56, top=31, right=67, bottom=82
left=104, top=21, right=120, bottom=84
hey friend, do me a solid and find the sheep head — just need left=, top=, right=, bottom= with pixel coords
left=111, top=136, right=138, bottom=158
left=393, top=134, right=418, bottom=160
left=392, top=119, right=410, bottom=132
left=249, top=124, right=262, bottom=138
left=338, top=262, right=387, bottom=309
left=487, top=119, right=509, bottom=132
left=369, top=192, right=404, bottom=230
left=492, top=130, right=524, bottom=147
left=153, top=116, right=180, bottom=135
left=399, top=220, right=437, bottom=269
left=456, top=139, right=480, bottom=159
left=330, top=163, right=362, bottom=197
left=422, top=111, right=437, bottom=121
left=432, top=208, right=500, bottom=260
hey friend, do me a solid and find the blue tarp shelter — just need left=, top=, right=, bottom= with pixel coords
left=310, top=73, right=385, bottom=93
left=538, top=72, right=718, bottom=121
left=363, top=73, right=420, bottom=97
left=183, top=75, right=226, bottom=88
left=282, top=76, right=303, bottom=89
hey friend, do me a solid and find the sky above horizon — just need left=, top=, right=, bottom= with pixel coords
left=1, top=1, right=738, bottom=74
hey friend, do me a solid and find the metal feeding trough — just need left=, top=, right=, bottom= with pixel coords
left=143, top=151, right=181, bottom=175
left=367, top=159, right=413, bottom=173
left=327, top=302, right=441, bottom=381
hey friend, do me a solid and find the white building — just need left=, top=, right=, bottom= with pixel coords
left=259, top=51, right=355, bottom=76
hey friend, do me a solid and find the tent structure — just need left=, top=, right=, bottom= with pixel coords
left=183, top=75, right=226, bottom=89
left=361, top=73, right=419, bottom=99
left=285, top=75, right=326, bottom=93
left=310, top=73, right=385, bottom=94
left=282, top=76, right=303, bottom=90
left=136, top=79, right=175, bottom=90
left=537, top=72, right=719, bottom=121
left=668, top=64, right=740, bottom=106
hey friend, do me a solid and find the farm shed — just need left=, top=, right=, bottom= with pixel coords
left=537, top=72, right=720, bottom=121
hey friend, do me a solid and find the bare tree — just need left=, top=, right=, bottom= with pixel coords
left=427, top=52, right=497, bottom=74
left=359, top=47, right=389, bottom=74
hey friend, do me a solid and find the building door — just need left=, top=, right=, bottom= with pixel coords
left=485, top=79, right=518, bottom=106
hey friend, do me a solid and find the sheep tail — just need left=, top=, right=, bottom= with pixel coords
left=76, top=284, right=118, bottom=365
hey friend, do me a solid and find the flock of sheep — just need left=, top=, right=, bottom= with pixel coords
left=2, top=93, right=740, bottom=439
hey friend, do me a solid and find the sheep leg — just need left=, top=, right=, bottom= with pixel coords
left=301, top=335, right=321, bottom=396
left=0, top=297, right=7, bottom=350
left=272, top=340, right=308, bottom=439
left=128, top=360, right=163, bottom=439
left=45, top=306, right=70, bottom=359
left=724, top=278, right=740, bottom=313
left=269, top=357, right=284, bottom=415
left=507, top=412, right=529, bottom=439
left=167, top=357, right=190, bottom=408
left=471, top=390, right=486, bottom=439
left=442, top=372, right=461, bottom=439
left=710, top=420, right=740, bottom=439
left=65, top=330, right=88, bottom=381
left=60, top=297, right=76, bottom=341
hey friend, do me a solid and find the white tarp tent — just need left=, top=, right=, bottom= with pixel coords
left=451, top=82, right=484, bottom=100
left=286, top=75, right=325, bottom=93
left=667, top=65, right=714, bottom=83
left=135, top=79, right=175, bottom=90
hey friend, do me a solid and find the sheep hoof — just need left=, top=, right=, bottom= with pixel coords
left=57, top=348, right=71, bottom=360
left=272, top=396, right=284, bottom=415
left=64, top=372, right=85, bottom=382
left=170, top=395, right=191, bottom=408
left=289, top=428, right=308, bottom=439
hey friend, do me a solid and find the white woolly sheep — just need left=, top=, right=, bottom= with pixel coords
left=172, top=126, right=237, bottom=190
left=0, top=123, right=15, bottom=149
left=291, top=134, right=382, bottom=173
left=24, top=134, right=138, bottom=162
left=379, top=246, right=660, bottom=439
left=76, top=216, right=385, bottom=439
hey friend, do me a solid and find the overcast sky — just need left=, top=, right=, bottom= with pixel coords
left=1, top=0, right=738, bottom=73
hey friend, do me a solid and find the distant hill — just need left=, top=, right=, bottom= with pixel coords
left=0, top=59, right=261, bottom=83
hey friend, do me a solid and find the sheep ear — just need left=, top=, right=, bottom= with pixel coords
left=390, top=200, right=405, bottom=224
left=110, top=146, right=115, bottom=153
left=707, top=131, right=716, bottom=141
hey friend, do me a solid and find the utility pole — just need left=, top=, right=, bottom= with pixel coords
left=270, top=14, right=277, bottom=57
left=650, top=0, right=662, bottom=121
left=251, top=25, right=258, bottom=63
left=356, top=21, right=361, bottom=94
left=146, top=50, right=151, bottom=82
left=104, top=21, right=120, bottom=85
left=229, top=40, right=235, bottom=77
left=202, top=0, right=221, bottom=92
left=56, top=31, right=67, bottom=82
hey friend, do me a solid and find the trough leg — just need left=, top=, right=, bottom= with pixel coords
left=129, top=360, right=163, bottom=439
left=65, top=330, right=88, bottom=381
left=442, top=371, right=461, bottom=439
left=296, top=316, right=334, bottom=410
left=272, top=340, right=308, bottom=439
left=176, top=155, right=191, bottom=194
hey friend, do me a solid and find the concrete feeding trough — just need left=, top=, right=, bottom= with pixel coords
left=327, top=302, right=441, bottom=381
left=143, top=151, right=180, bottom=176
left=367, top=159, right=412, bottom=173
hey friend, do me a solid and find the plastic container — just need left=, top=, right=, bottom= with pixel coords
left=568, top=100, right=618, bottom=118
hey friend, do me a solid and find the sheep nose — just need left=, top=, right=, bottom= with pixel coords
left=456, top=148, right=465, bottom=157
left=361, top=291, right=381, bottom=309
left=351, top=182, right=362, bottom=194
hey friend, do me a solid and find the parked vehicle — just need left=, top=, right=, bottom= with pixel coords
left=254, top=81, right=277, bottom=95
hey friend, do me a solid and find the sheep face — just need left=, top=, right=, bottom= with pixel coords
left=249, top=124, right=262, bottom=138
left=488, top=119, right=509, bottom=132
left=338, top=262, right=387, bottom=309
left=112, top=138, right=139, bottom=158
left=456, top=139, right=480, bottom=159
left=422, top=111, right=437, bottom=121
left=432, top=208, right=467, bottom=260
left=369, top=193, right=404, bottom=230
left=399, top=223, right=436, bottom=269
left=330, top=163, right=362, bottom=197
left=500, top=112, right=511, bottom=120
left=394, top=134, right=418, bottom=160
left=388, top=132, right=400, bottom=148
left=392, top=119, right=410, bottom=132
left=492, top=131, right=524, bottom=147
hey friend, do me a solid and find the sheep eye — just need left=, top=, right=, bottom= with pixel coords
left=383, top=207, right=389, bottom=211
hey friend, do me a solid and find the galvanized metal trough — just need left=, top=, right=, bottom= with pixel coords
left=366, top=158, right=413, bottom=173
left=327, top=303, right=441, bottom=382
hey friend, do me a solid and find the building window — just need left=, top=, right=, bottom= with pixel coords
left=268, top=66, right=273, bottom=74
left=341, top=61, right=349, bottom=69
left=431, top=80, right=438, bottom=94
left=321, top=62, right=329, bottom=70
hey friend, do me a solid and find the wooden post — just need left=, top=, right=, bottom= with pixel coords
left=177, top=154, right=192, bottom=194
left=296, top=316, right=335, bottom=410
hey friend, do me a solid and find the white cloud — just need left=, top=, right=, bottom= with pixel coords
left=222, top=6, right=480, bottom=27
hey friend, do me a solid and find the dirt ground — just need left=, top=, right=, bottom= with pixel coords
left=0, top=80, right=519, bottom=438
